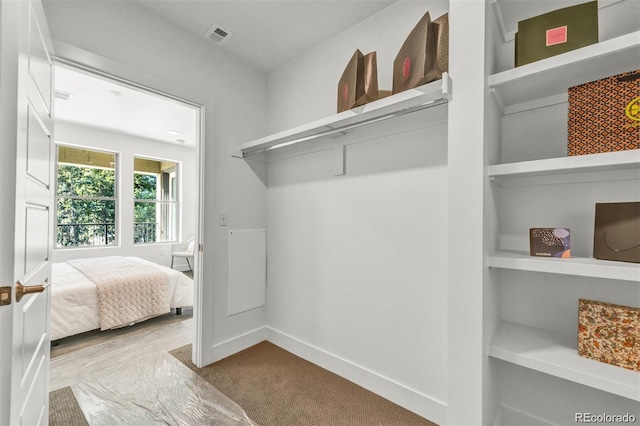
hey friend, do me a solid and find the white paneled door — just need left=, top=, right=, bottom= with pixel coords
left=0, top=0, right=55, bottom=425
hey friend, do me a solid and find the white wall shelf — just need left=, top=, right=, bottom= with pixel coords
left=238, top=74, right=450, bottom=157
left=489, top=321, right=640, bottom=402
left=489, top=150, right=640, bottom=186
left=488, top=31, right=640, bottom=108
left=488, top=251, right=640, bottom=282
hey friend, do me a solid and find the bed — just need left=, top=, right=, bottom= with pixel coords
left=51, top=256, right=194, bottom=341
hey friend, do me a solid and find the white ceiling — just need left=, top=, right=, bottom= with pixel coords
left=55, top=65, right=199, bottom=146
left=133, top=0, right=397, bottom=72
left=54, top=1, right=396, bottom=144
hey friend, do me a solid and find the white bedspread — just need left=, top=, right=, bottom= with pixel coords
left=51, top=257, right=194, bottom=340
left=67, top=257, right=170, bottom=331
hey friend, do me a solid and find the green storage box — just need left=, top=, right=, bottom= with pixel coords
left=515, top=1, right=598, bottom=67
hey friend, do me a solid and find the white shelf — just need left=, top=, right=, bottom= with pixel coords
left=488, top=150, right=640, bottom=185
left=488, top=31, right=640, bottom=108
left=239, top=74, right=450, bottom=156
left=489, top=321, right=640, bottom=401
left=488, top=251, right=640, bottom=282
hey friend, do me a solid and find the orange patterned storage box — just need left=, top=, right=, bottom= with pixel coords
left=578, top=299, right=640, bottom=372
left=567, top=70, right=639, bottom=156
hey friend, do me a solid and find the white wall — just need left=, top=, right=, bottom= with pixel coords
left=265, top=2, right=448, bottom=423
left=43, top=0, right=269, bottom=366
left=52, top=122, right=197, bottom=269
left=267, top=1, right=448, bottom=133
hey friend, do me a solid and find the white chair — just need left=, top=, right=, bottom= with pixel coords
left=171, top=236, right=195, bottom=271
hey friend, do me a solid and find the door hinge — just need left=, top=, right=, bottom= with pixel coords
left=199, top=243, right=204, bottom=252
left=0, top=286, right=11, bottom=306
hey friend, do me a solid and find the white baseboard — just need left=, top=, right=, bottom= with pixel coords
left=266, top=326, right=447, bottom=426
left=209, top=326, right=267, bottom=364
left=495, top=405, right=552, bottom=426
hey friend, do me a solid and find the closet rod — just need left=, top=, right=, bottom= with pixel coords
left=242, top=96, right=448, bottom=157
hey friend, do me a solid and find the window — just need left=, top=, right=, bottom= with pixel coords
left=56, top=146, right=117, bottom=247
left=134, top=157, right=178, bottom=244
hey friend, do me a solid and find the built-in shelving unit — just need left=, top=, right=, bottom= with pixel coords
left=488, top=251, right=640, bottom=282
left=489, top=321, right=640, bottom=402
left=239, top=74, right=450, bottom=157
left=488, top=31, right=640, bottom=111
left=484, top=1, right=640, bottom=422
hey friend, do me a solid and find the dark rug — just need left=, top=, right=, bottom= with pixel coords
left=51, top=307, right=192, bottom=358
left=49, top=387, right=88, bottom=426
left=170, top=341, right=438, bottom=426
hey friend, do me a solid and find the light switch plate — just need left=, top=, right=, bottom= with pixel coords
left=219, top=212, right=228, bottom=226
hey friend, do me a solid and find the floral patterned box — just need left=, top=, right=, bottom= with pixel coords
left=578, top=299, right=640, bottom=372
left=529, top=228, right=570, bottom=258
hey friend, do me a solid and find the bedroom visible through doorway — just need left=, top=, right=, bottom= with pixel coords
left=50, top=62, right=202, bottom=355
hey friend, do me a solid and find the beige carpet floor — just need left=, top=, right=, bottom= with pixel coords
left=49, top=387, right=88, bottom=426
left=170, top=341, right=438, bottom=426
left=51, top=307, right=192, bottom=358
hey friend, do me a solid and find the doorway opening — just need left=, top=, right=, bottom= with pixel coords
left=49, top=60, right=204, bottom=364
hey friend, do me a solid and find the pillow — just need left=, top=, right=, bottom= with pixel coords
left=186, top=239, right=195, bottom=252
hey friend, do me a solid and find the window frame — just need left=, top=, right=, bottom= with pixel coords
left=133, top=156, right=180, bottom=245
left=54, top=144, right=119, bottom=249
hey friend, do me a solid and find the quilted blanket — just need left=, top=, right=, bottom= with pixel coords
left=67, top=257, right=170, bottom=331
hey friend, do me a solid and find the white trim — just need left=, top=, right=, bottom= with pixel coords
left=495, top=405, right=552, bottom=426
left=208, top=326, right=268, bottom=365
left=54, top=57, right=202, bottom=109
left=266, top=327, right=447, bottom=426
left=192, top=103, right=206, bottom=368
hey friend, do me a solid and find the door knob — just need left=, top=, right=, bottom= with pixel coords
left=15, top=280, right=48, bottom=302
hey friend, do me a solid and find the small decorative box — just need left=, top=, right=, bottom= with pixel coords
left=514, top=1, right=598, bottom=67
left=529, top=228, right=570, bottom=258
left=593, top=201, right=640, bottom=263
left=578, top=299, right=640, bottom=372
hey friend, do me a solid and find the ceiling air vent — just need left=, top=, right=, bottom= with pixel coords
left=204, top=24, right=233, bottom=44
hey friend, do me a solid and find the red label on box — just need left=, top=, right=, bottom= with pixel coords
left=403, top=57, right=411, bottom=79
left=546, top=26, right=568, bottom=46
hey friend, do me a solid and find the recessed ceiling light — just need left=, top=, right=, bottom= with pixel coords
left=109, top=90, right=123, bottom=96
left=176, top=139, right=186, bottom=144
left=167, top=130, right=180, bottom=135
